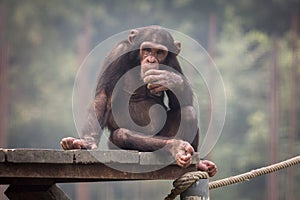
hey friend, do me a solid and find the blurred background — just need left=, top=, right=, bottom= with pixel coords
left=0, top=0, right=299, bottom=199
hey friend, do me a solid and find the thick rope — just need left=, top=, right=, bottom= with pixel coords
left=209, top=155, right=300, bottom=190
left=165, top=155, right=300, bottom=199
left=165, top=171, right=209, bottom=200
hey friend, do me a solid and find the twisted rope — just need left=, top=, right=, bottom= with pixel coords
left=165, top=155, right=300, bottom=199
left=209, top=155, right=300, bottom=190
left=165, top=171, right=209, bottom=200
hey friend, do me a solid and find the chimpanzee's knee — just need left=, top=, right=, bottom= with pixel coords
left=110, top=128, right=128, bottom=148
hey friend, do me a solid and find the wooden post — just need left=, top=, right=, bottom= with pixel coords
left=5, top=184, right=70, bottom=200
left=180, top=179, right=209, bottom=200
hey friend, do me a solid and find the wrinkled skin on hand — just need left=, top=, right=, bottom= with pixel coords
left=197, top=160, right=218, bottom=177
left=60, top=137, right=97, bottom=150
left=143, top=69, right=184, bottom=94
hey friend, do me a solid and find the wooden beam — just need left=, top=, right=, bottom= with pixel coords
left=0, top=163, right=196, bottom=184
left=0, top=150, right=4, bottom=162
left=0, top=149, right=198, bottom=184
left=0, top=149, right=200, bottom=199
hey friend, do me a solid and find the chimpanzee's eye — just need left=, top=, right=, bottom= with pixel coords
left=142, top=48, right=151, bottom=52
left=157, top=50, right=164, bottom=55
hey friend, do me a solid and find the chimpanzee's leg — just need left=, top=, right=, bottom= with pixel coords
left=156, top=105, right=199, bottom=150
left=109, top=105, right=198, bottom=168
left=109, top=105, right=198, bottom=150
left=109, top=128, right=194, bottom=168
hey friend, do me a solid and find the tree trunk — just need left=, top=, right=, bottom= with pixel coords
left=286, top=11, right=298, bottom=200
left=267, top=37, right=279, bottom=200
left=0, top=3, right=9, bottom=200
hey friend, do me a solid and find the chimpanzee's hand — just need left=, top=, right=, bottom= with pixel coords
left=197, top=160, right=218, bottom=177
left=143, top=69, right=184, bottom=94
left=60, top=137, right=98, bottom=150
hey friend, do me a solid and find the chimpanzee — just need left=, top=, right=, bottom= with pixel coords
left=61, top=26, right=217, bottom=176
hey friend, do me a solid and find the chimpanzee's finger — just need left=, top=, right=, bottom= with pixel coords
left=176, top=152, right=192, bottom=168
left=180, top=153, right=192, bottom=161
left=143, top=69, right=164, bottom=76
left=197, top=162, right=209, bottom=172
left=61, top=137, right=75, bottom=150
left=60, top=140, right=67, bottom=150
left=177, top=157, right=192, bottom=168
left=143, top=74, right=165, bottom=84
left=147, top=83, right=160, bottom=90
left=73, top=139, right=85, bottom=149
left=150, top=85, right=168, bottom=94
left=208, top=167, right=218, bottom=177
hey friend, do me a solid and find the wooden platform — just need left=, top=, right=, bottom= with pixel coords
left=0, top=149, right=199, bottom=199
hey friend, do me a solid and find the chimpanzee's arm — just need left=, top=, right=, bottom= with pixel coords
left=166, top=75, right=194, bottom=110
left=79, top=90, right=108, bottom=148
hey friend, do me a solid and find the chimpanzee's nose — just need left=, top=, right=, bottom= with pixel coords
left=146, top=56, right=157, bottom=63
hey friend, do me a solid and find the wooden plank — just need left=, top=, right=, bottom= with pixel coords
left=0, top=149, right=5, bottom=162
left=139, top=152, right=174, bottom=165
left=6, top=149, right=73, bottom=164
left=140, top=152, right=200, bottom=165
left=74, top=150, right=139, bottom=164
left=4, top=149, right=200, bottom=165
left=0, top=149, right=198, bottom=185
left=0, top=162, right=196, bottom=184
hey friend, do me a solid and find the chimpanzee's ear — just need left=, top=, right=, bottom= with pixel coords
left=174, top=41, right=181, bottom=55
left=128, top=29, right=139, bottom=44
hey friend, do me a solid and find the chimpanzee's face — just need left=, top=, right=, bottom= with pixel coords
left=139, top=42, right=169, bottom=78
left=139, top=41, right=168, bottom=64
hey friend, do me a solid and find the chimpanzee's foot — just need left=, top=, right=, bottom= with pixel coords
left=167, top=139, right=194, bottom=168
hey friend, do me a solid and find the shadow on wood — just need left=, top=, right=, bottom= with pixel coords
left=5, top=184, right=70, bottom=200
